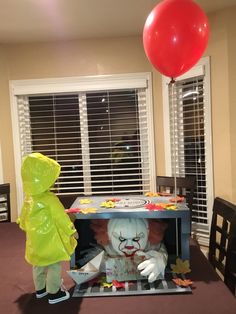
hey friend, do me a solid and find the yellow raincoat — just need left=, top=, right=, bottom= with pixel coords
left=18, top=153, right=77, bottom=266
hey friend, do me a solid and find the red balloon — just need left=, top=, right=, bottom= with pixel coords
left=143, top=0, right=209, bottom=78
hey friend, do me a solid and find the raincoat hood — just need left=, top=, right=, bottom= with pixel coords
left=21, top=153, right=60, bottom=195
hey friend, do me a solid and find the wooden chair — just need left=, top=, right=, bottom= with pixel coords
left=156, top=176, right=196, bottom=258
left=156, top=175, right=196, bottom=213
left=209, top=197, right=236, bottom=296
left=0, top=183, right=11, bottom=222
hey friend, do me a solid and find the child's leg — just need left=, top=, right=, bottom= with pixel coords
left=46, top=262, right=62, bottom=293
left=33, top=266, right=48, bottom=298
left=47, top=262, right=70, bottom=304
left=32, top=265, right=47, bottom=291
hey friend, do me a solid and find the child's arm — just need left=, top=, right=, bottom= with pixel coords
left=17, top=196, right=31, bottom=231
left=46, top=193, right=76, bottom=233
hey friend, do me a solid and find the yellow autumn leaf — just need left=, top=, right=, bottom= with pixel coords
left=145, top=192, right=160, bottom=197
left=165, top=204, right=177, bottom=210
left=171, top=258, right=191, bottom=274
left=79, top=199, right=92, bottom=204
left=100, top=201, right=115, bottom=208
left=97, top=276, right=112, bottom=288
left=101, top=282, right=113, bottom=288
left=80, top=208, right=97, bottom=214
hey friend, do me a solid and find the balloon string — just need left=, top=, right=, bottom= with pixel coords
left=169, top=78, right=177, bottom=205
left=169, top=78, right=178, bottom=258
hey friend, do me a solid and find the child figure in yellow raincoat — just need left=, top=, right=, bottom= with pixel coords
left=18, top=153, right=77, bottom=304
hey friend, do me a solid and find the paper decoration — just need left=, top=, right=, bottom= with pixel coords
left=67, top=251, right=104, bottom=285
left=105, top=255, right=144, bottom=282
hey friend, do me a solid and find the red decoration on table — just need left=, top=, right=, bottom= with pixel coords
left=65, top=208, right=81, bottom=213
left=112, top=280, right=134, bottom=289
left=106, top=198, right=121, bottom=202
left=145, top=203, right=164, bottom=211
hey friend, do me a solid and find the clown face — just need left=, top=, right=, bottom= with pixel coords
left=107, top=218, right=149, bottom=257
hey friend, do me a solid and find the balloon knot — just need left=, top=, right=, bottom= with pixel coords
left=169, top=78, right=176, bottom=85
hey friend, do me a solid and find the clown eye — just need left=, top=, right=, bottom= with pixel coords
left=119, top=236, right=126, bottom=242
left=132, top=237, right=140, bottom=242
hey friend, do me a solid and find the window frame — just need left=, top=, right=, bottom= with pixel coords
left=10, top=72, right=156, bottom=214
left=162, top=56, right=214, bottom=246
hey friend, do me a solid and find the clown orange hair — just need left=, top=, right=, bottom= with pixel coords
left=148, top=219, right=168, bottom=244
left=90, top=220, right=109, bottom=246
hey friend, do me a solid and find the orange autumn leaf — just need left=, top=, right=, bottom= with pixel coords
left=169, top=196, right=185, bottom=203
left=159, top=192, right=171, bottom=196
left=145, top=192, right=160, bottom=197
left=106, top=198, right=121, bottom=202
left=172, top=278, right=193, bottom=287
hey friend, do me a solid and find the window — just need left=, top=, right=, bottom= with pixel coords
left=10, top=73, right=156, bottom=212
left=162, top=57, right=214, bottom=246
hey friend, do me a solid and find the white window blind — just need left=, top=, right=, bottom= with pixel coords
left=163, top=58, right=213, bottom=246
left=14, top=74, right=155, bottom=200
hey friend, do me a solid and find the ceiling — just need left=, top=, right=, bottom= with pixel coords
left=0, top=0, right=235, bottom=44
